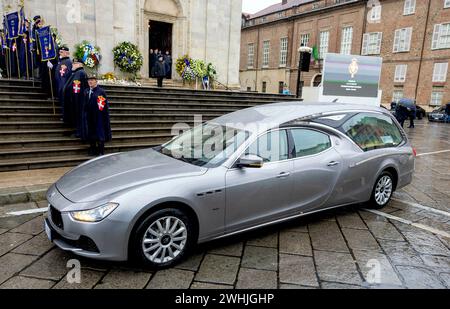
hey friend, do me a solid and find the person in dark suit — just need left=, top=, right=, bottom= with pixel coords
left=152, top=55, right=166, bottom=88
left=55, top=46, right=72, bottom=115
left=84, top=75, right=112, bottom=156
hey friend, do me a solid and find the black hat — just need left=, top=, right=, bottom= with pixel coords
left=33, top=15, right=41, bottom=23
left=87, top=75, right=98, bottom=80
left=59, top=46, right=69, bottom=52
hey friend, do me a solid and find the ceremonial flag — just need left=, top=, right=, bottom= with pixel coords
left=18, top=7, right=26, bottom=36
left=312, top=46, right=319, bottom=62
left=6, top=12, right=19, bottom=39
left=36, top=26, right=56, bottom=61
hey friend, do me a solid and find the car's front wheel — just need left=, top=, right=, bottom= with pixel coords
left=368, top=171, right=395, bottom=209
left=132, top=208, right=194, bottom=269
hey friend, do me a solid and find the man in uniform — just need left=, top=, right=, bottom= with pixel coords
left=63, top=58, right=88, bottom=138
left=84, top=75, right=112, bottom=156
left=0, top=30, right=7, bottom=77
left=55, top=46, right=72, bottom=114
left=19, top=19, right=33, bottom=79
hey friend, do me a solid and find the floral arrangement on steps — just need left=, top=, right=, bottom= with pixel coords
left=175, top=55, right=217, bottom=89
left=74, top=40, right=101, bottom=71
left=112, top=41, right=143, bottom=79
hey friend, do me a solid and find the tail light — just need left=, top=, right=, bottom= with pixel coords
left=412, top=148, right=417, bottom=157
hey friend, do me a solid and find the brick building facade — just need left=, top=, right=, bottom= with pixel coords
left=240, top=0, right=450, bottom=109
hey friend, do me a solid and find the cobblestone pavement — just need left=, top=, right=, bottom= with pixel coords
left=0, top=121, right=449, bottom=289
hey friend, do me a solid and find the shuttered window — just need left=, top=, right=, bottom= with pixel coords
left=393, top=28, right=412, bottom=52
left=362, top=32, right=382, bottom=55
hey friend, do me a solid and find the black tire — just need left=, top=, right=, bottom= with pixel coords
left=131, top=208, right=195, bottom=269
left=368, top=171, right=395, bottom=210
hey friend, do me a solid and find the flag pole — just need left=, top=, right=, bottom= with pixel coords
left=24, top=35, right=29, bottom=79
left=48, top=63, right=55, bottom=115
left=14, top=38, right=20, bottom=78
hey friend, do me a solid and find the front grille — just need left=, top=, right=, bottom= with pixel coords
left=50, top=205, right=64, bottom=230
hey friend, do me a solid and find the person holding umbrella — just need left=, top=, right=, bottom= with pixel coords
left=396, top=98, right=416, bottom=128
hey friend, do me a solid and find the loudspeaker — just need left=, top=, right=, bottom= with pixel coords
left=300, top=52, right=311, bottom=72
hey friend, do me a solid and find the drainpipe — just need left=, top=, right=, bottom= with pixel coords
left=414, top=0, right=432, bottom=104
left=255, top=27, right=260, bottom=92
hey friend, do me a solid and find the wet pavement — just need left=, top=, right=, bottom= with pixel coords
left=0, top=120, right=448, bottom=289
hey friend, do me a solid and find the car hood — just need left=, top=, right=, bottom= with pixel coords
left=56, top=148, right=207, bottom=203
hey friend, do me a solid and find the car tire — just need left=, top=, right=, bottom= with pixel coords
left=368, top=171, right=395, bottom=210
left=132, top=208, right=194, bottom=269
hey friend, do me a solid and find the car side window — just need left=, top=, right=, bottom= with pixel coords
left=290, top=129, right=332, bottom=158
left=245, top=130, right=289, bottom=163
left=341, top=113, right=404, bottom=151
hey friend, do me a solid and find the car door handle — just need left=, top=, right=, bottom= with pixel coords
left=277, top=172, right=291, bottom=179
left=327, top=161, right=340, bottom=167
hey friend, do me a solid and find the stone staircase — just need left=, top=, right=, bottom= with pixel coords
left=0, top=79, right=297, bottom=172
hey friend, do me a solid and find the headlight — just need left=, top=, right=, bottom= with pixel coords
left=70, top=203, right=119, bottom=223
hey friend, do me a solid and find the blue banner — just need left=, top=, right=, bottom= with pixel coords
left=18, top=7, right=26, bottom=36
left=36, top=26, right=56, bottom=61
left=6, top=12, right=20, bottom=39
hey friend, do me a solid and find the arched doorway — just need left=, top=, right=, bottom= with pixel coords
left=141, top=0, right=187, bottom=79
left=311, top=74, right=322, bottom=87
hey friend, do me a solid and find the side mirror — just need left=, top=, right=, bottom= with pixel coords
left=237, top=155, right=264, bottom=168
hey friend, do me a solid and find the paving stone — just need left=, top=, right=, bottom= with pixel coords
left=0, top=253, right=37, bottom=285
left=0, top=229, right=6, bottom=235
left=336, top=213, right=367, bottom=230
left=402, top=230, right=450, bottom=256
left=12, top=232, right=54, bottom=256
left=314, top=250, right=362, bottom=285
left=321, top=282, right=364, bottom=289
left=53, top=269, right=104, bottom=289
left=279, top=254, right=318, bottom=287
left=279, top=231, right=312, bottom=256
left=241, top=246, right=277, bottom=271
left=396, top=266, right=446, bottom=289
left=379, top=240, right=425, bottom=267
left=390, top=210, right=426, bottom=222
left=0, top=276, right=55, bottom=289
left=208, top=242, right=243, bottom=257
left=308, top=221, right=349, bottom=253
left=359, top=211, right=388, bottom=223
left=416, top=210, right=450, bottom=223
left=0, top=202, right=38, bottom=217
left=281, top=220, right=309, bottom=233
left=195, top=254, right=240, bottom=285
left=279, top=283, right=317, bottom=289
left=190, top=282, right=233, bottom=289
left=439, top=273, right=450, bottom=288
left=20, top=248, right=73, bottom=281
left=420, top=255, right=450, bottom=273
left=0, top=214, right=40, bottom=230
left=353, top=250, right=402, bottom=288
left=146, top=269, right=194, bottom=289
left=175, top=253, right=204, bottom=272
left=95, top=269, right=151, bottom=289
left=0, top=232, right=33, bottom=256
left=10, top=216, right=45, bottom=236
left=365, top=221, right=405, bottom=242
left=247, top=233, right=278, bottom=248
left=341, top=228, right=381, bottom=252
left=236, top=268, right=277, bottom=289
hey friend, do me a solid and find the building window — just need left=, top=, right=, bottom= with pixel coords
left=404, top=0, right=416, bottom=15
left=300, top=33, right=310, bottom=47
left=445, top=0, right=450, bottom=9
left=362, top=32, right=383, bottom=55
left=340, top=27, right=353, bottom=55
left=394, top=64, right=408, bottom=83
left=247, top=43, right=255, bottom=68
left=393, top=90, right=404, bottom=103
left=262, top=81, right=267, bottom=93
left=432, top=62, right=449, bottom=82
left=279, top=37, right=288, bottom=67
left=430, top=92, right=443, bottom=106
left=319, top=31, right=330, bottom=59
left=369, top=4, right=382, bottom=22
left=393, top=28, right=412, bottom=53
left=432, top=23, right=450, bottom=50
left=262, top=41, right=270, bottom=67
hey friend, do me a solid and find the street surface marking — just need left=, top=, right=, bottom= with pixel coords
left=364, top=209, right=450, bottom=239
left=3, top=207, right=48, bottom=217
left=417, top=149, right=450, bottom=157
left=392, top=198, right=450, bottom=218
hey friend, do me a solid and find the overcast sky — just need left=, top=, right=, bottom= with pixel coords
left=242, top=0, right=281, bottom=14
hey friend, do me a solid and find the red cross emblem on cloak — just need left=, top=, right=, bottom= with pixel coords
left=73, top=80, right=81, bottom=94
left=12, top=43, right=17, bottom=52
left=97, top=96, right=106, bottom=111
left=60, top=65, right=67, bottom=77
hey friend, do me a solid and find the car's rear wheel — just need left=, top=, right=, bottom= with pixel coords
left=132, top=208, right=194, bottom=269
left=368, top=172, right=394, bottom=209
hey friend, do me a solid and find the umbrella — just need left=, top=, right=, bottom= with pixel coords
left=398, top=98, right=416, bottom=110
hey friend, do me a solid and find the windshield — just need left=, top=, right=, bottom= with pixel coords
left=158, top=123, right=250, bottom=168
